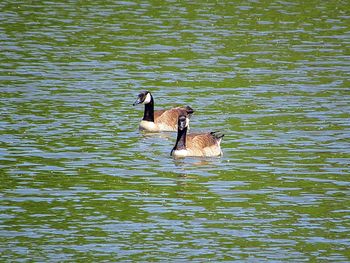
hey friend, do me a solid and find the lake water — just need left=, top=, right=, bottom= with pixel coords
left=1, top=1, right=349, bottom=262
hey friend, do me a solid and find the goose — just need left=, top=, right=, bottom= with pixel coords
left=171, top=114, right=224, bottom=158
left=133, top=91, right=194, bottom=132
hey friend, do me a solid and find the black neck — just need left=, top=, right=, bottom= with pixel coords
left=142, top=96, right=154, bottom=122
left=173, top=127, right=187, bottom=151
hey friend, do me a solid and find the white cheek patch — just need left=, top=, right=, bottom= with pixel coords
left=142, top=93, right=151, bottom=104
left=185, top=117, right=190, bottom=128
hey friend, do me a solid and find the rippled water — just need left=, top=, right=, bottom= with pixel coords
left=1, top=1, right=350, bottom=262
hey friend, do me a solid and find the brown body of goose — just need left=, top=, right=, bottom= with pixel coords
left=133, top=91, right=194, bottom=132
left=171, top=115, right=224, bottom=158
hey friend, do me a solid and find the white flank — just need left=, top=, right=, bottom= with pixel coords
left=172, top=149, right=188, bottom=157
left=139, top=120, right=157, bottom=131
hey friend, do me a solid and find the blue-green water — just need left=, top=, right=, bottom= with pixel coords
left=1, top=1, right=349, bottom=262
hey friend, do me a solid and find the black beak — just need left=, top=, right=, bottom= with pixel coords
left=133, top=98, right=141, bottom=106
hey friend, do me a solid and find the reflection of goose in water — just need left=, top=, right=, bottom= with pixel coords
left=140, top=131, right=173, bottom=141
left=133, top=91, right=194, bottom=132
left=173, top=158, right=213, bottom=167
left=171, top=115, right=224, bottom=158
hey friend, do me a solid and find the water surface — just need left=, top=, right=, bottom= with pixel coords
left=1, top=1, right=349, bottom=262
